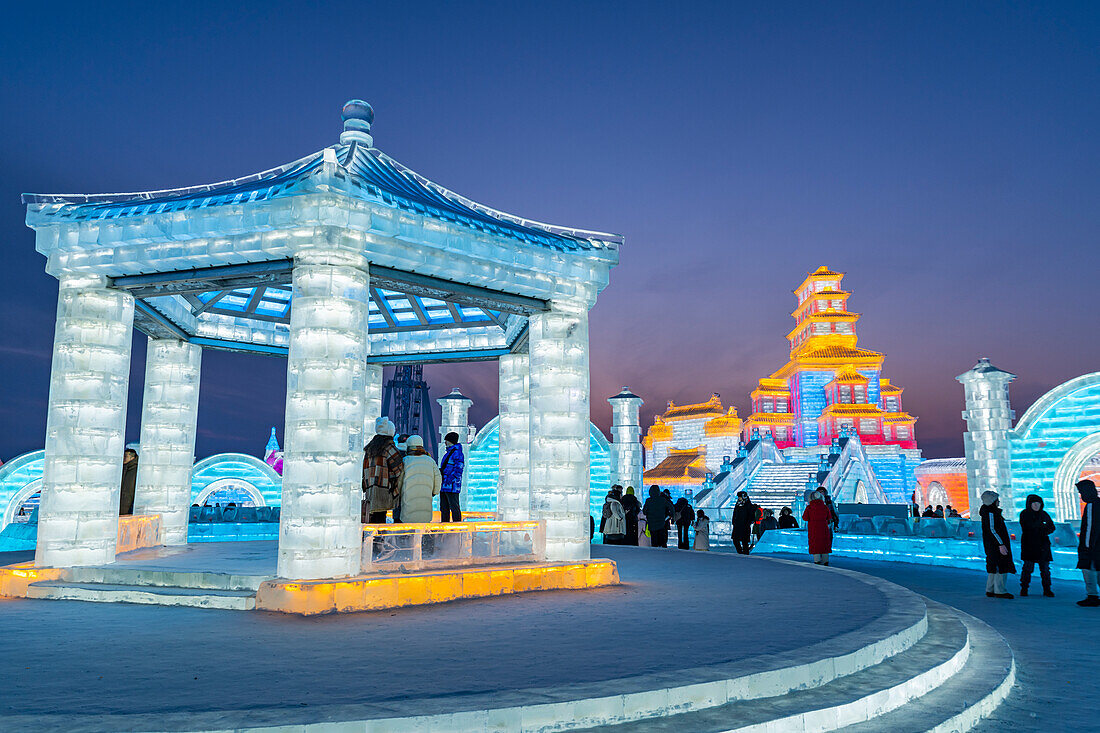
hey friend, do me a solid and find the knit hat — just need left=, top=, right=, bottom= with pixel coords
left=406, top=435, right=424, bottom=449
left=375, top=417, right=396, bottom=437
left=980, top=490, right=998, bottom=506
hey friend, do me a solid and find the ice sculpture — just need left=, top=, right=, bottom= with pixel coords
left=957, top=358, right=1016, bottom=519
left=36, top=276, right=134, bottom=567
left=133, top=339, right=202, bottom=545
left=529, top=302, right=591, bottom=561
left=608, top=387, right=644, bottom=491
left=497, top=354, right=531, bottom=520
left=278, top=251, right=370, bottom=579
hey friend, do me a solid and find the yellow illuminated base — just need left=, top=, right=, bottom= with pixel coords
left=255, top=559, right=620, bottom=616
left=0, top=563, right=64, bottom=598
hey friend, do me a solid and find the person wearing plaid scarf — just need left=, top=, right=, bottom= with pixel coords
left=363, top=417, right=404, bottom=523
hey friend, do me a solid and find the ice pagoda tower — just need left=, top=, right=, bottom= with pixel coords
left=741, top=267, right=918, bottom=450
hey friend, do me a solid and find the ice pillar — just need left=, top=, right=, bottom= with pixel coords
left=497, top=354, right=531, bottom=520
left=36, top=275, right=134, bottom=567
left=363, top=363, right=384, bottom=442
left=608, top=387, right=644, bottom=492
left=278, top=249, right=369, bottom=580
left=957, top=358, right=1016, bottom=519
left=133, top=339, right=202, bottom=545
left=528, top=301, right=591, bottom=561
left=438, top=388, right=473, bottom=508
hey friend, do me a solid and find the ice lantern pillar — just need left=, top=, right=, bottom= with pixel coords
left=438, top=388, right=473, bottom=507
left=529, top=301, right=591, bottom=561
left=133, top=339, right=202, bottom=545
left=957, top=358, right=1016, bottom=520
left=498, top=354, right=531, bottom=520
left=36, top=275, right=135, bottom=567
left=608, top=387, right=644, bottom=491
left=278, top=248, right=370, bottom=580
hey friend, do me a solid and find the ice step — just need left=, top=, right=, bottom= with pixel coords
left=25, top=581, right=257, bottom=610
left=576, top=601, right=970, bottom=733
left=839, top=605, right=1014, bottom=733
left=63, top=565, right=268, bottom=591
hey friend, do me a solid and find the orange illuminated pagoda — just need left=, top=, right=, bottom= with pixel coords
left=741, top=267, right=918, bottom=449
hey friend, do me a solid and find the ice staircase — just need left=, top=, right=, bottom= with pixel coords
left=744, top=461, right=819, bottom=509
left=350, top=564, right=1013, bottom=733
left=573, top=600, right=1013, bottom=733
left=23, top=565, right=267, bottom=610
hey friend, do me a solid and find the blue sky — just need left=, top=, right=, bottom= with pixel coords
left=0, top=1, right=1097, bottom=459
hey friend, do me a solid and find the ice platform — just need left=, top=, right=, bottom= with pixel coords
left=0, top=540, right=618, bottom=615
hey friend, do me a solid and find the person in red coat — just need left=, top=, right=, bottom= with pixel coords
left=802, top=490, right=833, bottom=566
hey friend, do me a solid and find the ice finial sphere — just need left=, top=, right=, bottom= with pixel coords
left=340, top=99, right=374, bottom=145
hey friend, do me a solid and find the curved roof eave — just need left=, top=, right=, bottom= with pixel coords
left=24, top=144, right=622, bottom=255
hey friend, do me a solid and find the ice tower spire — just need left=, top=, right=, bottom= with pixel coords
left=340, top=99, right=374, bottom=146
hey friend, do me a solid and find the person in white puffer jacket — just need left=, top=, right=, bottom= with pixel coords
left=399, top=435, right=441, bottom=523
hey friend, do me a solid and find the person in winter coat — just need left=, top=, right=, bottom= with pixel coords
left=693, top=509, right=710, bottom=551
left=980, top=490, right=1016, bottom=599
left=439, top=431, right=464, bottom=522
left=1076, top=479, right=1100, bottom=607
left=620, top=486, right=642, bottom=545
left=397, top=436, right=441, bottom=524
left=642, top=486, right=673, bottom=548
left=1018, top=493, right=1055, bottom=597
left=802, top=490, right=833, bottom=565
left=731, top=491, right=758, bottom=554
left=364, top=418, right=403, bottom=523
left=600, top=488, right=627, bottom=544
left=674, top=496, right=694, bottom=549
left=119, top=448, right=138, bottom=516
left=777, top=506, right=798, bottom=529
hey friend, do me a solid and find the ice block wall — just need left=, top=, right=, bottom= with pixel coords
left=278, top=250, right=369, bottom=580
left=134, top=338, right=202, bottom=545
left=36, top=276, right=134, bottom=567
left=498, top=354, right=531, bottom=520
left=529, top=302, right=591, bottom=561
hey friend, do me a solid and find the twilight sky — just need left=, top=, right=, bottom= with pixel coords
left=0, top=1, right=1097, bottom=461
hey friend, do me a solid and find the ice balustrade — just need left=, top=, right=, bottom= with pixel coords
left=360, top=520, right=545, bottom=574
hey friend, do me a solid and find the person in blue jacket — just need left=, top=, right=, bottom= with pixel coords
left=439, top=431, right=465, bottom=522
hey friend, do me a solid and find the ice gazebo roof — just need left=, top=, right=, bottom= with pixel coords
left=23, top=100, right=622, bottom=363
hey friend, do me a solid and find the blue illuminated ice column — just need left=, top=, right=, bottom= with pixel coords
left=957, top=358, right=1016, bottom=519
left=608, top=387, right=644, bottom=491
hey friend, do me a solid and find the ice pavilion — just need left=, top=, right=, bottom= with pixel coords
left=17, top=100, right=621, bottom=594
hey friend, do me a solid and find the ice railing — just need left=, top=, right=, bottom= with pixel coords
left=361, top=520, right=545, bottom=574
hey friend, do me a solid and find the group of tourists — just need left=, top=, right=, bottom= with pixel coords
left=600, top=485, right=711, bottom=550
left=917, top=504, right=962, bottom=518
left=360, top=417, right=465, bottom=524
left=600, top=485, right=802, bottom=554
left=977, top=479, right=1100, bottom=606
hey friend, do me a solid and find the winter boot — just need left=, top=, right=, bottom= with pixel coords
left=1076, top=595, right=1100, bottom=607
left=1043, top=587, right=1055, bottom=597
left=994, top=592, right=1014, bottom=599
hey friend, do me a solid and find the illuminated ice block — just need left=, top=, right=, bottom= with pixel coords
left=608, top=387, right=644, bottom=491
left=278, top=250, right=369, bottom=580
left=529, top=301, right=591, bottom=561
left=133, top=338, right=202, bottom=545
left=36, top=275, right=134, bottom=567
left=364, top=363, right=384, bottom=440
left=497, top=354, right=531, bottom=520
left=957, top=358, right=1016, bottom=519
